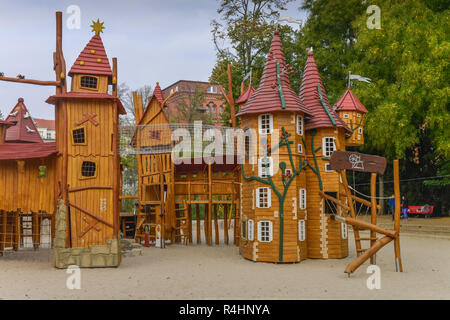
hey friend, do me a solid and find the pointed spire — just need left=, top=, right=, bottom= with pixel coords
left=68, top=34, right=113, bottom=79
left=237, top=31, right=311, bottom=117
left=334, top=87, right=368, bottom=113
left=153, top=82, right=164, bottom=104
left=5, top=98, right=43, bottom=143
left=299, top=49, right=350, bottom=131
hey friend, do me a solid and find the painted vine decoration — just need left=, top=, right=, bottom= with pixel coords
left=302, top=129, right=324, bottom=191
left=345, top=118, right=363, bottom=139
left=241, top=127, right=307, bottom=262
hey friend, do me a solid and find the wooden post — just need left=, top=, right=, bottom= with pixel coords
left=227, top=64, right=236, bottom=128
left=393, top=160, right=403, bottom=272
left=345, top=236, right=393, bottom=274
left=214, top=204, right=219, bottom=245
left=341, top=170, right=362, bottom=256
left=32, top=212, right=38, bottom=249
left=208, top=163, right=212, bottom=245
left=0, top=211, right=6, bottom=254
left=370, top=173, right=377, bottom=264
left=196, top=204, right=200, bottom=244
left=224, top=204, right=229, bottom=245
left=378, top=175, right=384, bottom=215
left=13, top=209, right=20, bottom=251
left=188, top=204, right=193, bottom=243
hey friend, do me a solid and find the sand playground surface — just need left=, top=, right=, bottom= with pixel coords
left=0, top=217, right=449, bottom=300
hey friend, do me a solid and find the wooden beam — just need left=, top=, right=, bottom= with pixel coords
left=69, top=185, right=113, bottom=193
left=345, top=236, right=393, bottom=274
left=318, top=190, right=350, bottom=211
left=68, top=202, right=114, bottom=229
left=393, top=160, right=403, bottom=272
left=196, top=203, right=200, bottom=244
left=370, top=173, right=377, bottom=264
left=0, top=76, right=61, bottom=87
left=334, top=215, right=397, bottom=238
left=338, top=191, right=380, bottom=210
left=112, top=57, right=118, bottom=97
left=214, top=204, right=219, bottom=245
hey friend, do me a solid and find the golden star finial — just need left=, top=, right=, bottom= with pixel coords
left=90, top=19, right=105, bottom=36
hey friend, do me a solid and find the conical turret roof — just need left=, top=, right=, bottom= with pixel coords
left=334, top=87, right=368, bottom=113
left=299, top=50, right=349, bottom=131
left=5, top=98, right=43, bottom=143
left=237, top=31, right=311, bottom=117
left=68, top=34, right=113, bottom=78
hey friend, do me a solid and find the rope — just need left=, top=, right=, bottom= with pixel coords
left=348, top=185, right=392, bottom=200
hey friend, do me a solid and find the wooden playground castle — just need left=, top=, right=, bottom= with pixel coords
left=0, top=12, right=403, bottom=274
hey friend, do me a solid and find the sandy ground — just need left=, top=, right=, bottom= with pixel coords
left=1, top=228, right=449, bottom=300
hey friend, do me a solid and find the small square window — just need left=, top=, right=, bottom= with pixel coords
left=325, top=163, right=333, bottom=172
left=298, top=144, right=303, bottom=153
left=81, top=161, right=96, bottom=177
left=343, top=113, right=349, bottom=119
left=80, top=76, right=98, bottom=89
left=72, top=128, right=85, bottom=144
left=358, top=127, right=363, bottom=134
left=150, top=130, right=161, bottom=140
left=357, top=113, right=361, bottom=118
left=285, top=169, right=292, bottom=176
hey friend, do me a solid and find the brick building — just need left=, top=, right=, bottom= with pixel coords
left=161, top=80, right=225, bottom=124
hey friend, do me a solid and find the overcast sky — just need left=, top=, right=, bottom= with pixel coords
left=0, top=0, right=307, bottom=120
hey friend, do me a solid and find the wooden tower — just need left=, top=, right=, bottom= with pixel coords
left=132, top=82, right=175, bottom=247
left=46, top=20, right=126, bottom=249
left=236, top=31, right=312, bottom=263
left=334, top=87, right=368, bottom=146
left=299, top=49, right=352, bottom=259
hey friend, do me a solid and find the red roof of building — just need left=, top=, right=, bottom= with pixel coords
left=0, top=142, right=57, bottom=160
left=0, top=120, right=14, bottom=127
left=236, top=84, right=255, bottom=105
left=68, top=35, right=113, bottom=78
left=334, top=87, right=368, bottom=113
left=5, top=98, right=43, bottom=143
left=45, top=92, right=126, bottom=115
left=153, top=82, right=164, bottom=104
left=237, top=31, right=311, bottom=117
left=299, top=50, right=350, bottom=132
left=34, top=118, right=56, bottom=130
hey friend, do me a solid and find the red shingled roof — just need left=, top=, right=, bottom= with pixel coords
left=5, top=98, right=43, bottom=143
left=334, top=87, right=368, bottom=113
left=153, top=82, right=164, bottom=104
left=68, top=35, right=113, bottom=78
left=34, top=118, right=56, bottom=130
left=0, top=142, right=57, bottom=160
left=299, top=50, right=350, bottom=132
left=237, top=31, right=311, bottom=117
left=46, top=92, right=126, bottom=115
left=236, top=84, right=255, bottom=105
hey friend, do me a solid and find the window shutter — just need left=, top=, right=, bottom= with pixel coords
left=257, top=222, right=262, bottom=242
left=258, top=158, right=262, bottom=177
left=267, top=189, right=271, bottom=208
left=269, top=157, right=274, bottom=176
left=322, top=137, right=327, bottom=156
left=268, top=114, right=273, bottom=134
left=248, top=220, right=254, bottom=241
left=299, top=189, right=306, bottom=210
left=341, top=223, right=348, bottom=239
left=255, top=188, right=260, bottom=208
left=268, top=221, right=273, bottom=242
left=298, top=219, right=306, bottom=241
left=258, top=115, right=263, bottom=134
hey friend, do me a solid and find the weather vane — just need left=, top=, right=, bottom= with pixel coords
left=90, top=19, right=105, bottom=36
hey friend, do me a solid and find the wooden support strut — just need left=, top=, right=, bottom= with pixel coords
left=370, top=173, right=377, bottom=264
left=0, top=76, right=62, bottom=87
left=393, top=160, right=403, bottom=272
left=68, top=202, right=114, bottom=229
left=319, top=191, right=350, bottom=211
left=333, top=215, right=397, bottom=239
left=344, top=236, right=393, bottom=274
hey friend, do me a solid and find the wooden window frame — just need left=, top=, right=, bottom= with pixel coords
left=256, top=187, right=271, bottom=208
left=80, top=160, right=98, bottom=180
left=258, top=156, right=273, bottom=178
left=80, top=75, right=99, bottom=91
left=322, top=137, right=336, bottom=157
left=298, top=219, right=306, bottom=241
left=298, top=144, right=303, bottom=154
left=71, top=126, right=87, bottom=145
left=325, top=163, right=333, bottom=172
left=299, top=188, right=306, bottom=210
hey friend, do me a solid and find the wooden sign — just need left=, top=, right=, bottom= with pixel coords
left=329, top=151, right=387, bottom=174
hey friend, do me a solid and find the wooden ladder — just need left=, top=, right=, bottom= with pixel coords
left=135, top=203, right=160, bottom=243
left=174, top=200, right=189, bottom=245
